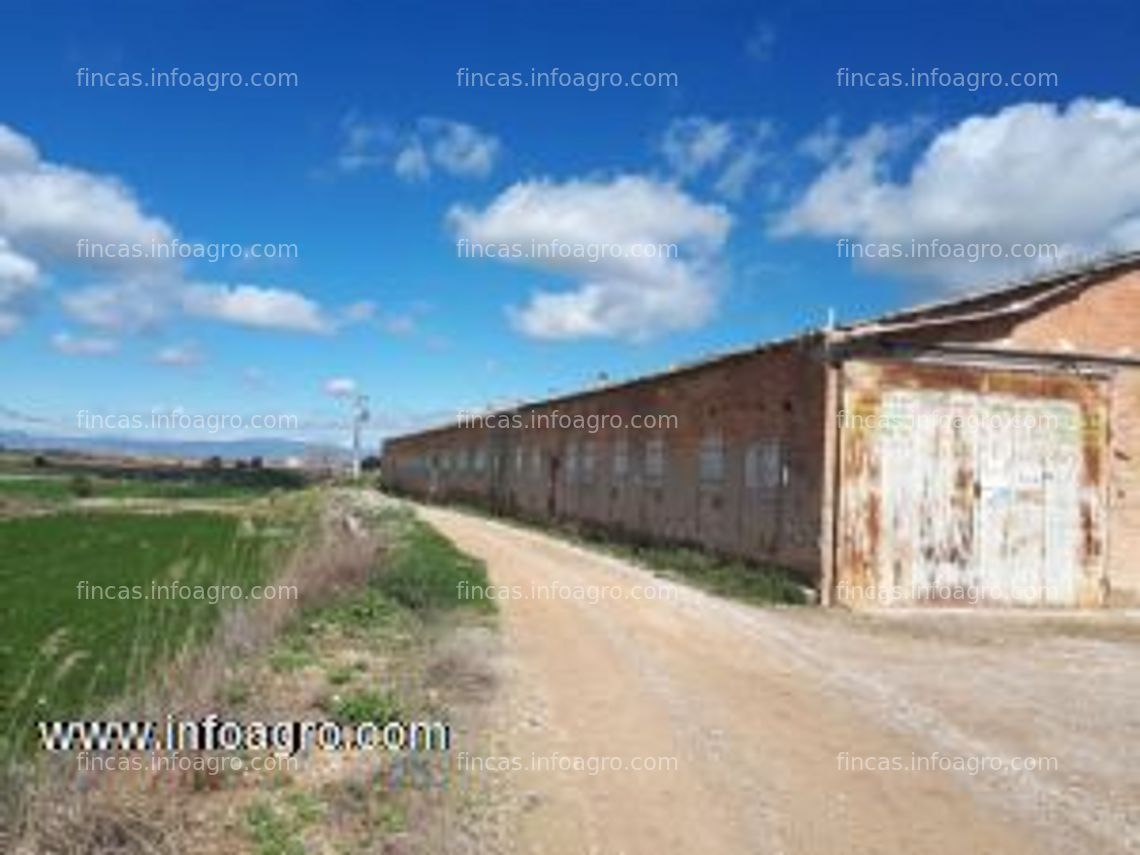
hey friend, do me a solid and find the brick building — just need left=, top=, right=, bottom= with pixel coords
left=382, top=254, right=1140, bottom=608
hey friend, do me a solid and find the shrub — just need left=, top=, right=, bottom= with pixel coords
left=68, top=474, right=95, bottom=498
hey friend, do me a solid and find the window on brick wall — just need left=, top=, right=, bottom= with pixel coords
left=613, top=436, right=629, bottom=479
left=645, top=437, right=666, bottom=483
left=581, top=441, right=596, bottom=484
left=532, top=447, right=542, bottom=477
left=515, top=446, right=524, bottom=473
left=698, top=432, right=725, bottom=483
left=474, top=447, right=487, bottom=473
left=565, top=441, right=579, bottom=482
left=745, top=440, right=782, bottom=490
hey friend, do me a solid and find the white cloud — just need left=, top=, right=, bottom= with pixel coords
left=61, top=276, right=173, bottom=333
left=714, top=147, right=765, bottom=200
left=0, top=126, right=39, bottom=172
left=0, top=125, right=174, bottom=272
left=420, top=118, right=500, bottom=178
left=0, top=237, right=40, bottom=335
left=62, top=276, right=340, bottom=337
left=0, top=124, right=347, bottom=339
left=324, top=377, right=357, bottom=398
left=339, top=114, right=500, bottom=181
left=393, top=139, right=431, bottom=181
left=661, top=117, right=734, bottom=177
left=660, top=117, right=773, bottom=200
left=797, top=115, right=845, bottom=162
left=448, top=175, right=732, bottom=340
left=50, top=331, right=118, bottom=356
left=181, top=284, right=333, bottom=333
left=0, top=124, right=174, bottom=333
left=775, top=99, right=1140, bottom=286
left=336, top=114, right=392, bottom=173
left=154, top=342, right=202, bottom=366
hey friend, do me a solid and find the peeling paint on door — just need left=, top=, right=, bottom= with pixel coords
left=837, top=362, right=1108, bottom=608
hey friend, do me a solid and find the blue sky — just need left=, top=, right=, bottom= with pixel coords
left=1, top=0, right=1138, bottom=448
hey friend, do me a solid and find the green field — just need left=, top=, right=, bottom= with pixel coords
left=0, top=470, right=303, bottom=503
left=0, top=510, right=277, bottom=754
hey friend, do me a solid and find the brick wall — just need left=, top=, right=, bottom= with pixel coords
left=382, top=340, right=829, bottom=579
left=1002, top=271, right=1140, bottom=603
left=383, top=266, right=1140, bottom=605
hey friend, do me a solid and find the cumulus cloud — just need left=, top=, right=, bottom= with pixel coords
left=0, top=237, right=40, bottom=335
left=339, top=114, right=500, bottom=181
left=61, top=276, right=173, bottom=333
left=0, top=128, right=174, bottom=272
left=50, top=331, right=118, bottom=356
left=323, top=377, right=357, bottom=398
left=448, top=175, right=731, bottom=340
left=0, top=123, right=174, bottom=332
left=775, top=99, right=1140, bottom=286
left=660, top=117, right=774, bottom=200
left=181, top=284, right=334, bottom=333
left=0, top=125, right=39, bottom=171
left=0, top=123, right=347, bottom=339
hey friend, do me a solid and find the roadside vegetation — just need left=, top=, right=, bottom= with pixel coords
left=433, top=498, right=809, bottom=606
left=1, top=478, right=497, bottom=854
left=601, top=539, right=810, bottom=605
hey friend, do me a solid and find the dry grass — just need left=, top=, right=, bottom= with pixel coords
left=2, top=489, right=386, bottom=855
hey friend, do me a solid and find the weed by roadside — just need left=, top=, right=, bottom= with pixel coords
left=376, top=511, right=496, bottom=614
left=426, top=499, right=808, bottom=606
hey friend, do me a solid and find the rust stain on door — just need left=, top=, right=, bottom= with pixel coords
left=837, top=361, right=1108, bottom=607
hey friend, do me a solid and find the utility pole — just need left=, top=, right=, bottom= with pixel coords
left=351, top=394, right=370, bottom=480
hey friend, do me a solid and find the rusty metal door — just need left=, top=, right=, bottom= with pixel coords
left=974, top=398, right=1083, bottom=604
left=877, top=390, right=1084, bottom=605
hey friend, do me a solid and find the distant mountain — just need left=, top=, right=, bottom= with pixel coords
left=0, top=429, right=353, bottom=463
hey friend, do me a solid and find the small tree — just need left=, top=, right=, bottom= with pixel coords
left=69, top=474, right=95, bottom=498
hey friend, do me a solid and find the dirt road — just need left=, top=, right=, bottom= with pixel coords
left=419, top=504, right=1140, bottom=855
